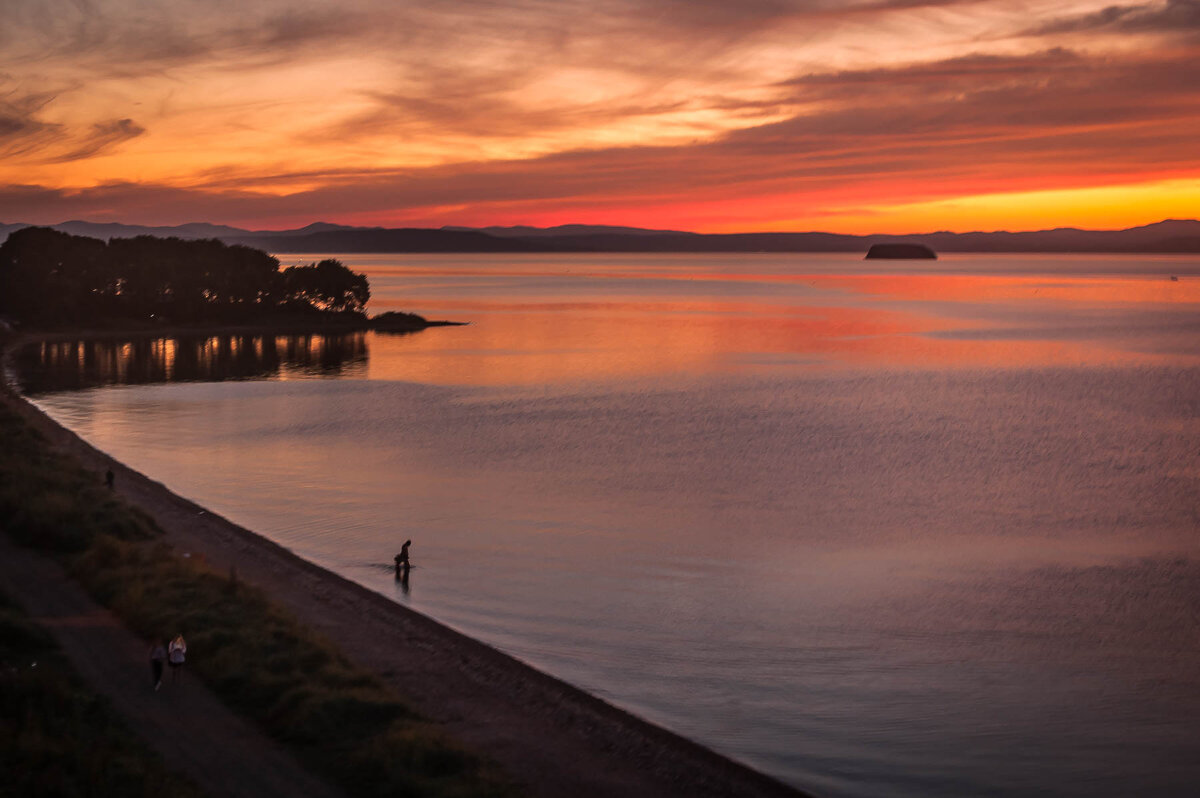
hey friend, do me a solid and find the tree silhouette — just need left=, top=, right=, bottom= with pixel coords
left=0, top=229, right=371, bottom=327
left=0, top=227, right=110, bottom=325
left=281, top=259, right=370, bottom=314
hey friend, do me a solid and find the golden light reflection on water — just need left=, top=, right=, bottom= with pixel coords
left=22, top=259, right=1200, bottom=798
left=363, top=268, right=1200, bottom=385
left=815, top=273, right=1200, bottom=306
left=365, top=300, right=939, bottom=384
left=364, top=309, right=1177, bottom=386
left=16, top=264, right=1200, bottom=391
left=17, top=333, right=368, bottom=393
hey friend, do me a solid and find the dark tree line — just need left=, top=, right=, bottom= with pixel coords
left=0, top=227, right=370, bottom=327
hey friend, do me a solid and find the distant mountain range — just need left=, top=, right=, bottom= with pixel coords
left=3, top=219, right=1198, bottom=253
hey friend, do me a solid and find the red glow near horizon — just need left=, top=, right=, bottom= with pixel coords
left=1, top=1, right=1197, bottom=233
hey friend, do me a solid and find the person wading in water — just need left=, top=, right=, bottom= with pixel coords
left=394, top=540, right=412, bottom=578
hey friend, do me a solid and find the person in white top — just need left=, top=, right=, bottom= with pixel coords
left=168, top=634, right=187, bottom=681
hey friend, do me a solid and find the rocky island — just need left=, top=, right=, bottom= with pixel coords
left=865, top=243, right=938, bottom=259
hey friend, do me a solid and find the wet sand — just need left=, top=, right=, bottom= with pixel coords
left=1, top=360, right=808, bottom=798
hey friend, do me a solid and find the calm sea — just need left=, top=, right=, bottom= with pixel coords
left=14, top=253, right=1200, bottom=797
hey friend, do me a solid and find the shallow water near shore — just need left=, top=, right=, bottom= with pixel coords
left=17, top=252, right=1200, bottom=798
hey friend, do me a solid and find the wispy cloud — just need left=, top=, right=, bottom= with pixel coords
left=48, top=118, right=145, bottom=162
left=1, top=0, right=1197, bottom=230
left=1, top=1, right=378, bottom=71
left=0, top=91, right=62, bottom=159
left=1022, top=0, right=1200, bottom=36
left=0, top=85, right=144, bottom=163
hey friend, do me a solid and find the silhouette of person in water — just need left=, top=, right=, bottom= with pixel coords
left=394, top=540, right=411, bottom=578
left=105, top=466, right=115, bottom=490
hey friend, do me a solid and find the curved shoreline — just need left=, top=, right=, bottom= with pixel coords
left=2, top=336, right=810, bottom=798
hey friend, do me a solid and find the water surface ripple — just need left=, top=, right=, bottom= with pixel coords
left=21, top=253, right=1200, bottom=798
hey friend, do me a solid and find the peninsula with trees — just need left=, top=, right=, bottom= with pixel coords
left=0, top=227, right=453, bottom=333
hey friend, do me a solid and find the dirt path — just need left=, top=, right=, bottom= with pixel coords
left=5, top=384, right=809, bottom=798
left=0, top=534, right=345, bottom=798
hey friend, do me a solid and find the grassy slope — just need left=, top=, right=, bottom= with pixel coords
left=0, top=394, right=511, bottom=798
left=0, top=589, right=207, bottom=798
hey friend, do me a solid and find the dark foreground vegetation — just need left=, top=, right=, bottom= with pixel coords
left=0, top=227, right=371, bottom=329
left=0, top=589, right=205, bottom=797
left=0, top=391, right=510, bottom=798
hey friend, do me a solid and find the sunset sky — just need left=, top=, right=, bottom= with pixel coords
left=2, top=0, right=1198, bottom=233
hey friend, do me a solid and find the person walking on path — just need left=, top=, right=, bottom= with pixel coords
left=105, top=466, right=115, bottom=490
left=168, top=634, right=187, bottom=681
left=150, top=641, right=167, bottom=690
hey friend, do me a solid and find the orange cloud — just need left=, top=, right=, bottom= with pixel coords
left=2, top=0, right=1198, bottom=231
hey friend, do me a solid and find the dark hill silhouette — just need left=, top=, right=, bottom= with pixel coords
left=228, top=227, right=548, bottom=253
left=40, top=220, right=370, bottom=242
left=528, top=231, right=865, bottom=252
left=907, top=220, right=1200, bottom=252
left=0, top=220, right=363, bottom=242
left=3, top=219, right=1198, bottom=253
left=237, top=221, right=367, bottom=239
left=42, top=221, right=251, bottom=241
left=1147, top=236, right=1200, bottom=252
left=444, top=224, right=695, bottom=238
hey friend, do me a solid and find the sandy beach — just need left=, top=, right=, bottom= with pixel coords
left=1, top=350, right=807, bottom=798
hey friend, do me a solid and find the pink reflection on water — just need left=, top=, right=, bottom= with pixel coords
left=364, top=267, right=1200, bottom=385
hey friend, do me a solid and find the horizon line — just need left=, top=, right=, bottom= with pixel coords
left=4, top=217, right=1198, bottom=240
